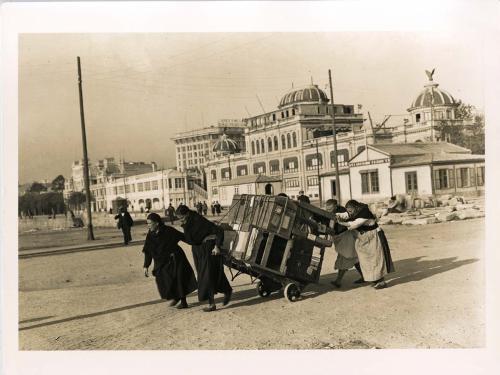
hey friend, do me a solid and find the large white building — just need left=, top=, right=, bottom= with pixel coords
left=171, top=119, right=246, bottom=172
left=93, top=168, right=207, bottom=213
left=204, top=72, right=484, bottom=207
left=206, top=84, right=379, bottom=205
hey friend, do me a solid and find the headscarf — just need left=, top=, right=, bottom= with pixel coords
left=175, top=204, right=191, bottom=216
left=345, top=200, right=374, bottom=220
left=146, top=212, right=164, bottom=226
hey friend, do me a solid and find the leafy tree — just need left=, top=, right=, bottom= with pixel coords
left=67, top=191, right=86, bottom=210
left=436, top=101, right=485, bottom=154
left=29, top=181, right=47, bottom=193
left=51, top=175, right=66, bottom=192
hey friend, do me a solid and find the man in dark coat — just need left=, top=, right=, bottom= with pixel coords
left=114, top=206, right=134, bottom=245
left=214, top=201, right=221, bottom=216
left=165, top=203, right=176, bottom=224
left=143, top=213, right=197, bottom=309
left=297, top=190, right=310, bottom=204
left=176, top=205, right=232, bottom=312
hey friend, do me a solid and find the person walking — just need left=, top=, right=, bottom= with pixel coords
left=114, top=206, right=134, bottom=245
left=142, top=213, right=197, bottom=309
left=165, top=203, right=176, bottom=225
left=214, top=201, right=221, bottom=216
left=196, top=201, right=203, bottom=215
left=202, top=201, right=208, bottom=216
left=336, top=200, right=395, bottom=289
left=175, top=205, right=232, bottom=312
left=211, top=203, right=216, bottom=216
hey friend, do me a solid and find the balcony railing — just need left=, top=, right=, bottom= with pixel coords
left=284, top=168, right=299, bottom=174
left=270, top=170, right=281, bottom=175
left=306, top=164, right=323, bottom=171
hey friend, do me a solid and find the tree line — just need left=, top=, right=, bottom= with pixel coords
left=18, top=175, right=92, bottom=218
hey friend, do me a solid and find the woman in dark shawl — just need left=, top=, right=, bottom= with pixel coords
left=336, top=200, right=395, bottom=289
left=142, top=213, right=197, bottom=309
left=176, top=205, right=232, bottom=312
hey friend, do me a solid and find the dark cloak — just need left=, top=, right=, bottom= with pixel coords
left=143, top=225, right=197, bottom=300
left=181, top=211, right=232, bottom=302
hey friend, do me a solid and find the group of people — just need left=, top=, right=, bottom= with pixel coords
left=322, top=198, right=395, bottom=290
left=142, top=205, right=232, bottom=312
left=138, top=194, right=395, bottom=313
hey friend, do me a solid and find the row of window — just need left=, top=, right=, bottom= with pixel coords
left=415, top=109, right=453, bottom=123
left=211, top=150, right=351, bottom=181
left=251, top=132, right=298, bottom=155
left=359, top=166, right=485, bottom=195
left=249, top=109, right=297, bottom=127
left=434, top=167, right=485, bottom=190
left=96, top=178, right=189, bottom=197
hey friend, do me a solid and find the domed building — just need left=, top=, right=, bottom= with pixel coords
left=206, top=83, right=373, bottom=206
left=391, top=70, right=461, bottom=143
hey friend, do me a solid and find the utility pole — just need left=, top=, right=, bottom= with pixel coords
left=328, top=69, right=341, bottom=204
left=315, top=138, right=322, bottom=206
left=77, top=56, right=95, bottom=240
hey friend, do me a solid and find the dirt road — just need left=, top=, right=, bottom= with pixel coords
left=19, top=218, right=484, bottom=350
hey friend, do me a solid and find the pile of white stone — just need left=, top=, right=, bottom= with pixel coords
left=375, top=195, right=485, bottom=226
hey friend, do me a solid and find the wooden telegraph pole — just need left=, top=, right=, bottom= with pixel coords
left=328, top=69, right=341, bottom=204
left=77, top=56, right=95, bottom=240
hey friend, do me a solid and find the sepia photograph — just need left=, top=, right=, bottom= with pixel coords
left=2, top=1, right=500, bottom=374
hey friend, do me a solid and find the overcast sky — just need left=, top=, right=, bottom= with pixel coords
left=19, top=32, right=485, bottom=184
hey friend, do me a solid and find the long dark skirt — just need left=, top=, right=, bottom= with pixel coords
left=377, top=229, right=395, bottom=273
left=192, top=240, right=232, bottom=302
left=154, top=250, right=197, bottom=300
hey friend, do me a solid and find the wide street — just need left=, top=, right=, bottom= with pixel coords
left=19, top=218, right=484, bottom=350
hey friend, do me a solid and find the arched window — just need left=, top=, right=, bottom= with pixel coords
left=292, top=132, right=297, bottom=148
left=251, top=141, right=255, bottom=155
left=287, top=133, right=291, bottom=149
left=281, top=134, right=286, bottom=149
left=268, top=137, right=273, bottom=151
left=256, top=140, right=260, bottom=154
left=274, top=136, right=279, bottom=150
left=261, top=139, right=265, bottom=153
left=292, top=108, right=296, bottom=116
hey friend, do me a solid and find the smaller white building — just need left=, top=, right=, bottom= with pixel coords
left=345, top=143, right=484, bottom=204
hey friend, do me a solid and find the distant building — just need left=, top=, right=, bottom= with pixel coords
left=93, top=168, right=207, bottom=213
left=171, top=119, right=246, bottom=172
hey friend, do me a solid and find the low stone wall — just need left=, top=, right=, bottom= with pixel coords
left=19, top=211, right=151, bottom=232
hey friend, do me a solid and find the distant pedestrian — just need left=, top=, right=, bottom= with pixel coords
left=114, top=206, right=134, bottom=245
left=143, top=213, right=197, bottom=309
left=214, top=201, right=221, bottom=216
left=211, top=203, right=216, bottom=216
left=202, top=201, right=208, bottom=216
left=196, top=201, right=203, bottom=215
left=165, top=203, right=176, bottom=224
left=336, top=200, right=395, bottom=289
left=297, top=190, right=310, bottom=204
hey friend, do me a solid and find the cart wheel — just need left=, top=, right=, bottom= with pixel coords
left=256, top=280, right=271, bottom=297
left=284, top=283, right=301, bottom=302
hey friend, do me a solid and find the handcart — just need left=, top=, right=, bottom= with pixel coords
left=220, top=194, right=335, bottom=302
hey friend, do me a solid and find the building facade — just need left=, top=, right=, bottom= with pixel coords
left=94, top=168, right=207, bottom=213
left=344, top=143, right=485, bottom=204
left=206, top=84, right=378, bottom=204
left=171, top=119, right=246, bottom=172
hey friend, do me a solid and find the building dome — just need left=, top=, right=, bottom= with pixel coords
left=408, top=71, right=458, bottom=111
left=278, top=84, right=329, bottom=108
left=212, top=132, right=240, bottom=154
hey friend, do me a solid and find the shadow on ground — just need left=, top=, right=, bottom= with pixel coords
left=19, top=255, right=478, bottom=330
